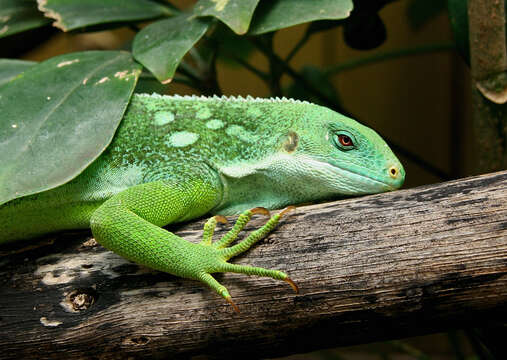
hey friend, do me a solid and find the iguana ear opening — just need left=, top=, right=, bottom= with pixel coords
left=281, top=131, right=299, bottom=153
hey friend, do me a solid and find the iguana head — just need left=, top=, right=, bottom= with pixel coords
left=277, top=103, right=405, bottom=198
left=206, top=97, right=405, bottom=213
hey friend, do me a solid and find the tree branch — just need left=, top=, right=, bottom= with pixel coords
left=0, top=171, right=506, bottom=359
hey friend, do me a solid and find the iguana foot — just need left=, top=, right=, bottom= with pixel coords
left=196, top=206, right=298, bottom=312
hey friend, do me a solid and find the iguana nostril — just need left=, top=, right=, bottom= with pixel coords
left=389, top=166, right=398, bottom=178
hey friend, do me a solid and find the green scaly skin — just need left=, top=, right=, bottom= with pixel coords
left=0, top=94, right=405, bottom=310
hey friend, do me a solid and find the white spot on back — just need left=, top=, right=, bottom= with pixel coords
left=166, top=131, right=199, bottom=147
left=154, top=111, right=175, bottom=126
left=196, top=107, right=212, bottom=120
left=226, top=125, right=259, bottom=143
left=206, top=119, right=224, bottom=129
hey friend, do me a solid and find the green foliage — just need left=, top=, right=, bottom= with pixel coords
left=248, top=0, right=353, bottom=35
left=133, top=13, right=211, bottom=83
left=38, top=0, right=171, bottom=31
left=0, top=58, right=35, bottom=86
left=194, top=0, right=260, bottom=35
left=0, top=51, right=141, bottom=204
left=0, top=0, right=50, bottom=38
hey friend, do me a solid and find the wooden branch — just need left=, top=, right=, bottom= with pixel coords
left=0, top=171, right=506, bottom=359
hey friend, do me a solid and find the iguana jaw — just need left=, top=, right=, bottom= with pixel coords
left=330, top=162, right=401, bottom=193
left=217, top=153, right=403, bottom=211
left=292, top=154, right=403, bottom=196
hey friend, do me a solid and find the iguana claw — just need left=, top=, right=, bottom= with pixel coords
left=225, top=296, right=240, bottom=313
left=279, top=205, right=296, bottom=218
left=250, top=207, right=270, bottom=216
left=284, top=277, right=299, bottom=294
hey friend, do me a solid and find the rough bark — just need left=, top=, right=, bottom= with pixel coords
left=0, top=171, right=506, bottom=359
left=468, top=0, right=507, bottom=171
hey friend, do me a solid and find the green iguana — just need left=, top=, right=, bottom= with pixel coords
left=0, top=94, right=405, bottom=311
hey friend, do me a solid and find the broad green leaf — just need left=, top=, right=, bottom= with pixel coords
left=0, top=0, right=50, bottom=39
left=194, top=0, right=260, bottom=35
left=133, top=14, right=210, bottom=83
left=249, top=0, right=353, bottom=35
left=0, top=51, right=142, bottom=205
left=37, top=0, right=172, bottom=31
left=0, top=59, right=36, bottom=86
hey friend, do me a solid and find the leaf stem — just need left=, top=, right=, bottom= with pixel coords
left=178, top=61, right=202, bottom=83
left=285, top=31, right=311, bottom=63
left=205, top=34, right=269, bottom=82
left=204, top=45, right=222, bottom=96
left=251, top=37, right=339, bottom=108
left=188, top=48, right=207, bottom=72
left=260, top=35, right=283, bottom=97
left=225, top=54, right=269, bottom=81
left=172, top=75, right=197, bottom=87
left=325, top=43, right=455, bottom=75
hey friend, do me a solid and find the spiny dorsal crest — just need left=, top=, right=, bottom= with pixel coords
left=136, top=93, right=310, bottom=105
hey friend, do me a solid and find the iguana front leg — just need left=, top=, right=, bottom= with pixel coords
left=90, top=178, right=296, bottom=311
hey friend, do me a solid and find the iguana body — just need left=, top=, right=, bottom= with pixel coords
left=0, top=94, right=405, bottom=309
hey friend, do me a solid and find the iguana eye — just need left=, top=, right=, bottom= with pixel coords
left=338, top=134, right=353, bottom=147
left=332, top=131, right=356, bottom=151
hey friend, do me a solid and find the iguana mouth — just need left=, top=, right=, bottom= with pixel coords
left=291, top=155, right=397, bottom=194
left=334, top=164, right=396, bottom=191
left=344, top=164, right=399, bottom=187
